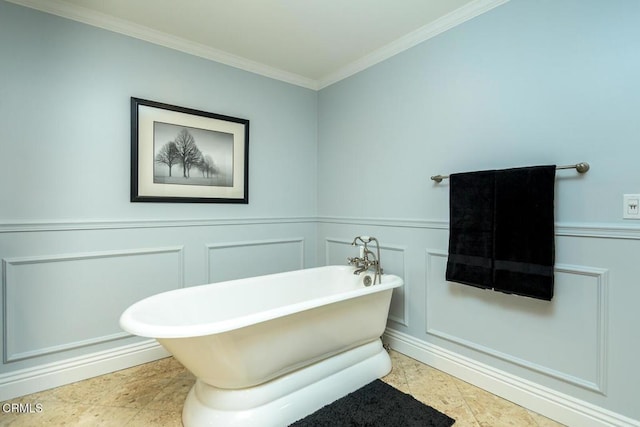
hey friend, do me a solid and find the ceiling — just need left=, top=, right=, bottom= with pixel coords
left=8, top=0, right=508, bottom=89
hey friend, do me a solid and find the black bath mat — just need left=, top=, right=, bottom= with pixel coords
left=290, top=379, right=455, bottom=426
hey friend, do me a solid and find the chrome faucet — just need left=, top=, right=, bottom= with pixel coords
left=347, top=236, right=383, bottom=285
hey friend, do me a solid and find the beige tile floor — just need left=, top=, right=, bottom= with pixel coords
left=1, top=350, right=565, bottom=426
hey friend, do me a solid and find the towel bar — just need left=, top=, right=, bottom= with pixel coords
left=430, top=162, right=589, bottom=183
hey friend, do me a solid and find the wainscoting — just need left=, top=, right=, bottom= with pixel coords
left=2, top=215, right=639, bottom=426
left=318, top=217, right=640, bottom=427
left=0, top=217, right=316, bottom=401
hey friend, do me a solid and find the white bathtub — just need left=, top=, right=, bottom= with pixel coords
left=120, top=265, right=403, bottom=426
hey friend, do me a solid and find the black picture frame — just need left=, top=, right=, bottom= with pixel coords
left=131, top=97, right=249, bottom=203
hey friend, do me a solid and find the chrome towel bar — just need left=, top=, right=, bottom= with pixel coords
left=430, top=162, right=590, bottom=183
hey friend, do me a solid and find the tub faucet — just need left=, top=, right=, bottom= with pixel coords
left=347, top=236, right=383, bottom=284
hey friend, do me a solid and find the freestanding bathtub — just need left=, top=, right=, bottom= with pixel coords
left=120, top=265, right=403, bottom=427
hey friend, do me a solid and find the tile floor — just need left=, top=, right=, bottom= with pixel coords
left=1, top=350, right=565, bottom=426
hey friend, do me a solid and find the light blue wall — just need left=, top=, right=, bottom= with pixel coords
left=0, top=0, right=318, bottom=394
left=0, top=1, right=318, bottom=221
left=318, top=0, right=640, bottom=422
left=318, top=0, right=640, bottom=224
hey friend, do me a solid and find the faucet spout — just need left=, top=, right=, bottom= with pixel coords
left=353, top=264, right=368, bottom=275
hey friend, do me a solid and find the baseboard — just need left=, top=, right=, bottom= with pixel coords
left=0, top=339, right=169, bottom=401
left=383, top=329, right=639, bottom=427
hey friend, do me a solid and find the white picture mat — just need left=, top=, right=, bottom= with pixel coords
left=137, top=105, right=246, bottom=199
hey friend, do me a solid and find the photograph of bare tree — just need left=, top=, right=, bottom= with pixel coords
left=153, top=122, right=234, bottom=187
left=131, top=97, right=249, bottom=203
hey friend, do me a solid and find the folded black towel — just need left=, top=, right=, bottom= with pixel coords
left=493, top=166, right=556, bottom=300
left=445, top=170, right=495, bottom=290
left=446, top=165, right=556, bottom=301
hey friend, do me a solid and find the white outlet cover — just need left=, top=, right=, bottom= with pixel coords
left=623, top=194, right=640, bottom=219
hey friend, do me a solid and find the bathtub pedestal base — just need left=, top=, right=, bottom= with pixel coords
left=182, top=339, right=391, bottom=427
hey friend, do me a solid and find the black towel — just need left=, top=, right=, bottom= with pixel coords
left=445, top=170, right=495, bottom=290
left=446, top=165, right=556, bottom=301
left=493, top=166, right=556, bottom=300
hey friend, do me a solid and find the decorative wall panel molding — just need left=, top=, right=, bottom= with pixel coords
left=2, top=246, right=184, bottom=363
left=206, top=238, right=305, bottom=283
left=425, top=249, right=609, bottom=394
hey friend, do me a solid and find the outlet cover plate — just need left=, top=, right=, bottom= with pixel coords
left=623, top=194, right=640, bottom=219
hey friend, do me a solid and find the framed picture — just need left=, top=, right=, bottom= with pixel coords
left=131, top=97, right=249, bottom=203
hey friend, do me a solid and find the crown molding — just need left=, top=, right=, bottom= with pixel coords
left=6, top=0, right=508, bottom=91
left=5, top=0, right=319, bottom=90
left=317, top=0, right=510, bottom=89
